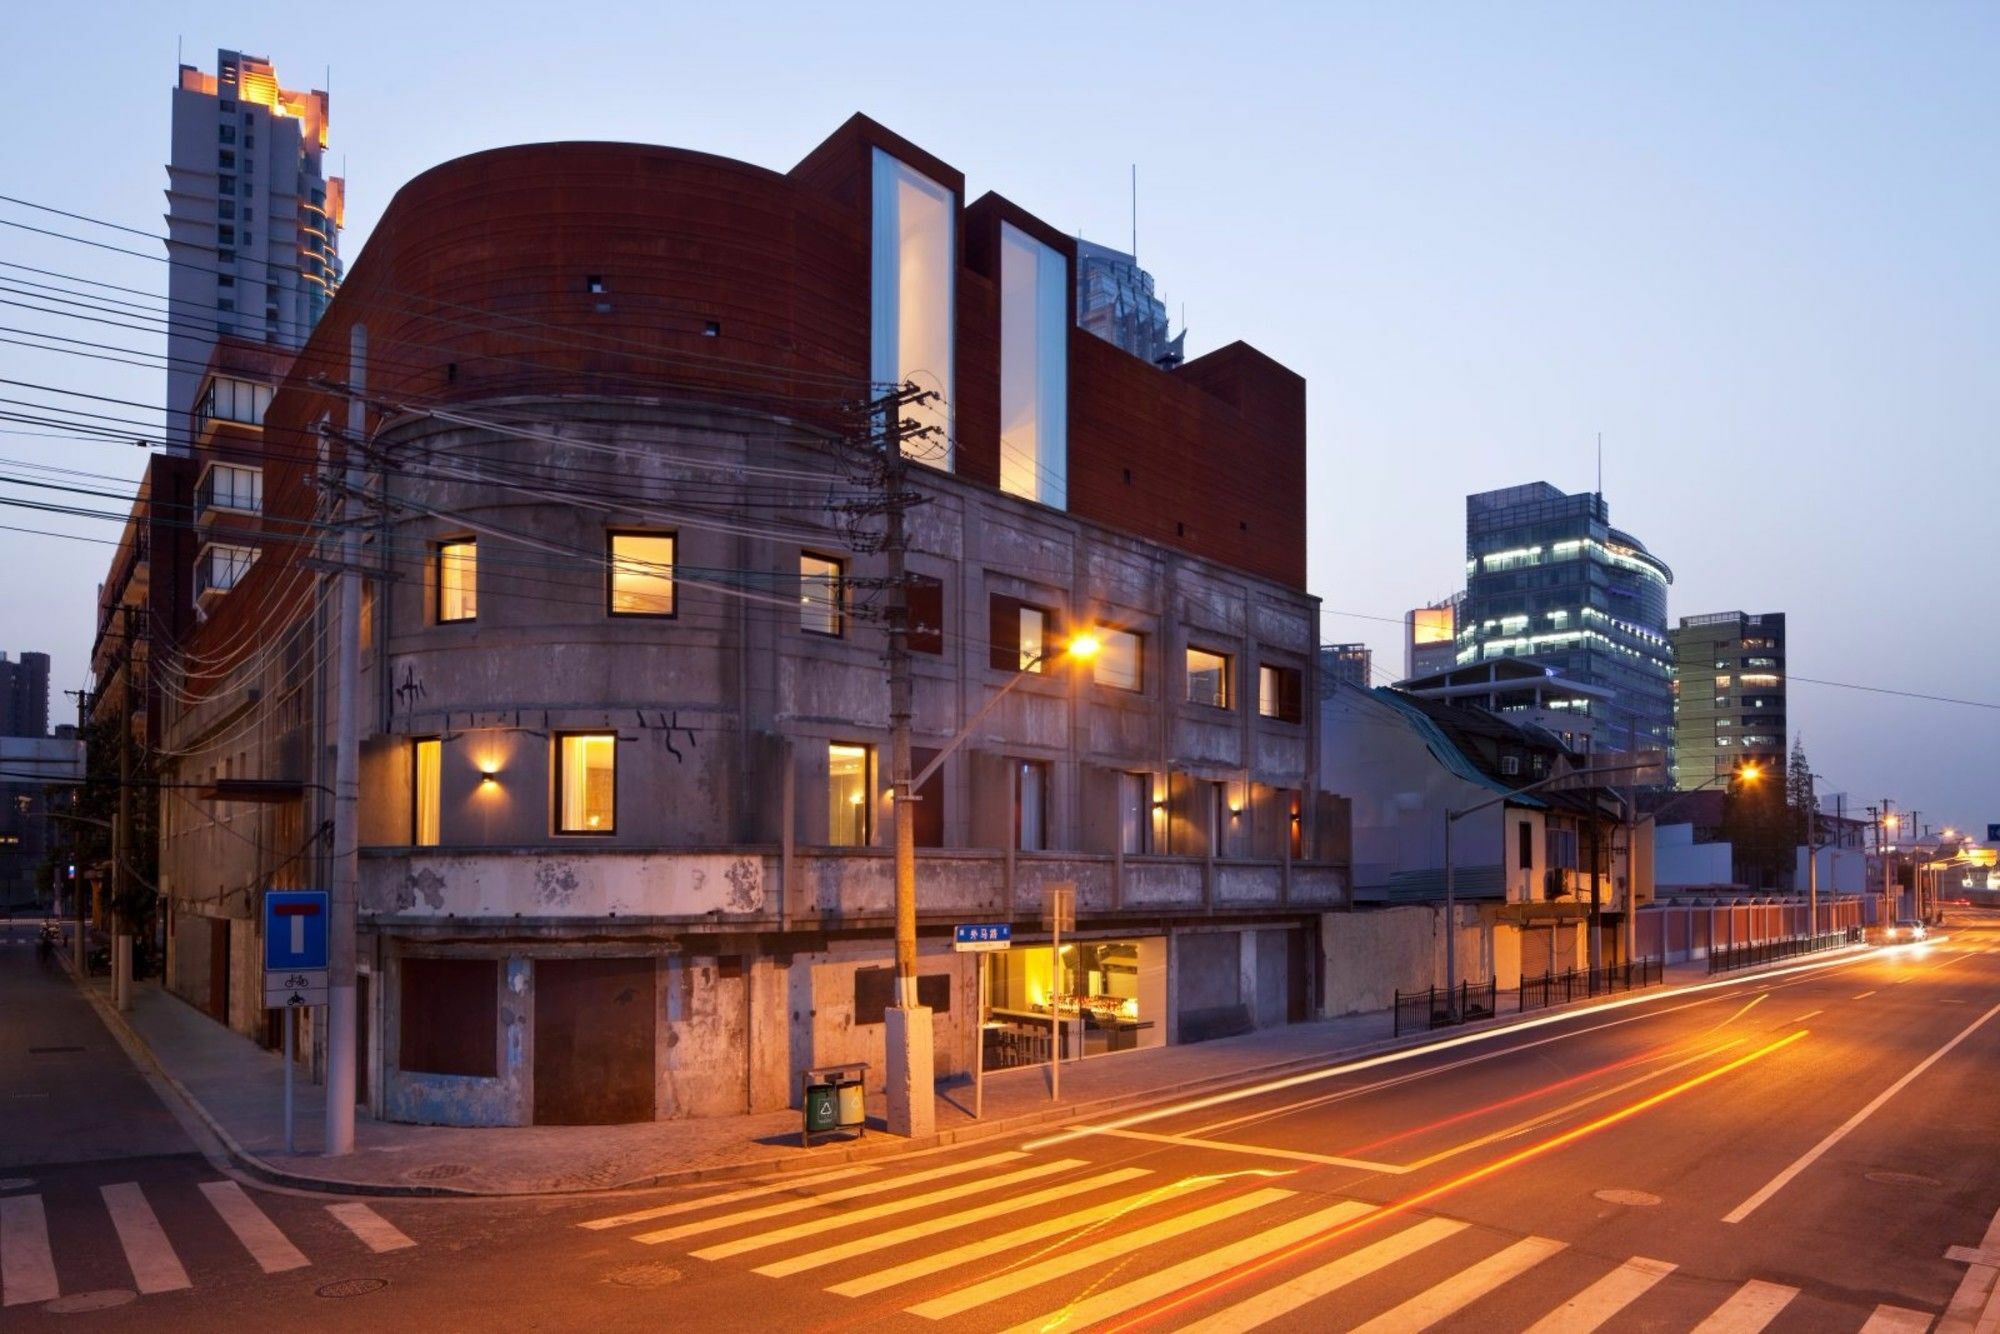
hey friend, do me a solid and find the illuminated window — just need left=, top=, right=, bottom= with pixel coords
left=437, top=539, right=477, bottom=623
left=1188, top=648, right=1232, bottom=709
left=1092, top=627, right=1143, bottom=692
left=608, top=531, right=675, bottom=617
left=989, top=595, right=1056, bottom=672
left=827, top=743, right=873, bottom=846
left=1118, top=772, right=1151, bottom=854
left=870, top=150, right=955, bottom=467
left=998, top=223, right=1067, bottom=508
left=412, top=738, right=441, bottom=847
left=800, top=553, right=843, bottom=636
left=1257, top=663, right=1301, bottom=722
left=555, top=734, right=616, bottom=834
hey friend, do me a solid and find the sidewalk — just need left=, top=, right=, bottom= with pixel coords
left=72, top=950, right=1849, bottom=1199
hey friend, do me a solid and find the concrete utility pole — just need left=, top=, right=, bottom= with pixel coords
left=1880, top=798, right=1896, bottom=927
left=324, top=324, right=366, bottom=1156
left=113, top=647, right=133, bottom=1012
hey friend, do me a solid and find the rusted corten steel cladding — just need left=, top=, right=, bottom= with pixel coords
left=204, top=114, right=1306, bottom=666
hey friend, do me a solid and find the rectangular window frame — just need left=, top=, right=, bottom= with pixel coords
left=799, top=552, right=845, bottom=638
left=1257, top=663, right=1303, bottom=723
left=827, top=741, right=875, bottom=847
left=990, top=593, right=1059, bottom=673
left=1091, top=626, right=1145, bottom=693
left=606, top=530, right=676, bottom=618
left=436, top=537, right=478, bottom=624
left=412, top=737, right=442, bottom=847
left=553, top=732, right=617, bottom=836
left=1187, top=646, right=1233, bottom=710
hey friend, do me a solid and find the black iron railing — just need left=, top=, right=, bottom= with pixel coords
left=1708, top=929, right=1856, bottom=976
left=1518, top=957, right=1664, bottom=1013
left=1393, top=979, right=1499, bottom=1036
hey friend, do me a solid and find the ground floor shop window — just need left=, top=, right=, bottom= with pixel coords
left=983, top=937, right=1165, bottom=1066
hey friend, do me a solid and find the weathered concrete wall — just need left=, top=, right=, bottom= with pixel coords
left=1322, top=907, right=1434, bottom=1016
left=360, top=849, right=766, bottom=921
left=382, top=952, right=529, bottom=1127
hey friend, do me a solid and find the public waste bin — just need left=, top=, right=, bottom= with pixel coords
left=834, top=1074, right=866, bottom=1131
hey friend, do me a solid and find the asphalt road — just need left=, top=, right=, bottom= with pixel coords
left=5, top=909, right=1999, bottom=1331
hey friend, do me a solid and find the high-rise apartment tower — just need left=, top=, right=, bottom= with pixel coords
left=1670, top=611, right=1786, bottom=788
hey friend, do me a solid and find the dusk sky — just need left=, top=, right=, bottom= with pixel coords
left=2, top=1, right=1993, bottom=831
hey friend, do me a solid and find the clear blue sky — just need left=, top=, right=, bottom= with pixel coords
left=2, top=1, right=1993, bottom=833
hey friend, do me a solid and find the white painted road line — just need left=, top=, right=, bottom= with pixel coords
left=635, top=1152, right=1025, bottom=1244
left=1859, top=1303, right=1935, bottom=1332
left=1078, top=1127, right=1410, bottom=1173
left=1348, top=1234, right=1567, bottom=1334
left=1000, top=1198, right=1377, bottom=1334
left=578, top=1165, right=879, bottom=1230
left=327, top=1202, right=416, bottom=1253
left=1524, top=1255, right=1677, bottom=1334
left=753, top=1167, right=1150, bottom=1278
left=1178, top=1216, right=1469, bottom=1333
left=101, top=1182, right=191, bottom=1293
left=690, top=1159, right=1081, bottom=1261
left=1937, top=1199, right=2000, bottom=1334
left=826, top=1176, right=1224, bottom=1299
left=199, top=1180, right=309, bottom=1273
left=1691, top=1279, right=1799, bottom=1332
left=1854, top=991, right=1879, bottom=1000
left=0, top=1193, right=58, bottom=1307
left=1724, top=1002, right=2000, bottom=1223
left=905, top=1187, right=1295, bottom=1320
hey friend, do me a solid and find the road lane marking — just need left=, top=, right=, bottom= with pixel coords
left=101, top=1183, right=191, bottom=1293
left=905, top=1186, right=1294, bottom=1320
left=1711, top=995, right=1768, bottom=1032
left=1691, top=1279, right=1798, bottom=1332
left=1171, top=1216, right=1467, bottom=1333
left=634, top=1152, right=1025, bottom=1244
left=1348, top=1235, right=1567, bottom=1334
left=754, top=1168, right=1149, bottom=1278
left=1025, top=950, right=1867, bottom=1153
left=1076, top=1127, right=1409, bottom=1173
left=0, top=1194, right=58, bottom=1306
left=1859, top=1304, right=1934, bottom=1332
left=1003, top=1198, right=1377, bottom=1334
left=1524, top=1256, right=1678, bottom=1333
left=1723, top=1003, right=2000, bottom=1223
left=689, top=1159, right=1081, bottom=1260
left=1789, top=1010, right=1824, bottom=1024
left=1853, top=991, right=1878, bottom=1000
left=327, top=1202, right=416, bottom=1252
left=198, top=1180, right=309, bottom=1273
left=827, top=1177, right=1225, bottom=1298
left=578, top=1165, right=879, bottom=1229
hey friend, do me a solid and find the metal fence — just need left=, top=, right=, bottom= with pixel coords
left=1707, top=927, right=1860, bottom=976
left=1517, top=957, right=1664, bottom=1013
left=1393, top=979, right=1499, bottom=1036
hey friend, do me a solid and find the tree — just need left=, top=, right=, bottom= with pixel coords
left=1787, top=736, right=1818, bottom=849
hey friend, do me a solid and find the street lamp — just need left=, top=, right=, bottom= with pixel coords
left=885, top=630, right=1101, bottom=1137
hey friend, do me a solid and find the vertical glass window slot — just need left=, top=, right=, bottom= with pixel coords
left=870, top=150, right=955, bottom=468
left=999, top=223, right=1068, bottom=509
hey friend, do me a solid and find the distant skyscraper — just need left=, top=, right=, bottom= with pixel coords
left=1319, top=643, right=1373, bottom=690
left=1074, top=239, right=1184, bottom=368
left=1404, top=594, right=1461, bottom=680
left=1458, top=482, right=1674, bottom=755
left=164, top=49, right=341, bottom=452
left=1671, top=611, right=1787, bottom=789
left=0, top=651, right=51, bottom=738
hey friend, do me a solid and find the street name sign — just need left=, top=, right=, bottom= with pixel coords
left=953, top=923, right=1011, bottom=952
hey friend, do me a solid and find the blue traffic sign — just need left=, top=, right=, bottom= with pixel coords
left=263, top=890, right=330, bottom=972
left=953, top=923, right=1011, bottom=952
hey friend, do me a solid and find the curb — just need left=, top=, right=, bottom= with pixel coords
left=69, top=943, right=1877, bottom=1200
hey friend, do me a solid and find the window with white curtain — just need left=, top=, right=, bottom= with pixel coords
left=871, top=149, right=955, bottom=469
left=998, top=223, right=1067, bottom=508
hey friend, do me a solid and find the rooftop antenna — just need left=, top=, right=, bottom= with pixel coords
left=1596, top=432, right=1603, bottom=497
left=1130, top=163, right=1137, bottom=263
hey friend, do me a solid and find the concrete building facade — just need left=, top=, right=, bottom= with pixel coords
left=156, top=119, right=1347, bottom=1127
left=1670, top=610, right=1786, bottom=789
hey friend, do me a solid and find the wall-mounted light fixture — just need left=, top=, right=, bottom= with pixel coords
left=479, top=767, right=500, bottom=787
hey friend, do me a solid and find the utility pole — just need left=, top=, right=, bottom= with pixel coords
left=64, top=688, right=88, bottom=972
left=323, top=324, right=366, bottom=1156
left=113, top=648, right=132, bottom=1012
left=1879, top=798, right=1896, bottom=928
left=1803, top=766, right=1818, bottom=941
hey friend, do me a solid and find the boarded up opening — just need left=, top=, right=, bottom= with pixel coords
left=853, top=967, right=953, bottom=1025
left=534, top=956, right=656, bottom=1125
left=400, top=956, right=498, bottom=1077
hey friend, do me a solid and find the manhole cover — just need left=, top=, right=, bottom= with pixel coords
left=316, top=1278, right=389, bottom=1298
left=44, top=1290, right=136, bottom=1313
left=1594, top=1188, right=1662, bottom=1207
left=0, top=1177, right=34, bottom=1192
left=1867, top=1171, right=1942, bottom=1188
left=603, top=1262, right=683, bottom=1289
left=408, top=1163, right=471, bottom=1181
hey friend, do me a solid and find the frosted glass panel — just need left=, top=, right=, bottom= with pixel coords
left=871, top=150, right=955, bottom=468
left=999, top=223, right=1067, bottom=508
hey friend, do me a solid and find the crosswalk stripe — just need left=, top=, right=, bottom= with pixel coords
left=1000, top=1198, right=1377, bottom=1334
left=199, top=1180, right=309, bottom=1273
left=327, top=1202, right=416, bottom=1253
left=754, top=1168, right=1151, bottom=1279
left=634, top=1151, right=1026, bottom=1245
left=1523, top=1256, right=1677, bottom=1334
left=1858, top=1304, right=1933, bottom=1333
left=827, top=1176, right=1226, bottom=1300
left=1177, top=1217, right=1470, bottom=1333
left=691, top=1159, right=1083, bottom=1262
left=0, top=1194, right=59, bottom=1307
left=1349, top=1234, right=1567, bottom=1334
left=905, top=1186, right=1296, bottom=1321
left=1691, top=1279, right=1799, bottom=1333
left=578, top=1165, right=879, bottom=1230
left=100, top=1183, right=191, bottom=1293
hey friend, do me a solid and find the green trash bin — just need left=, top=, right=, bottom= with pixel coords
left=802, top=1082, right=837, bottom=1143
